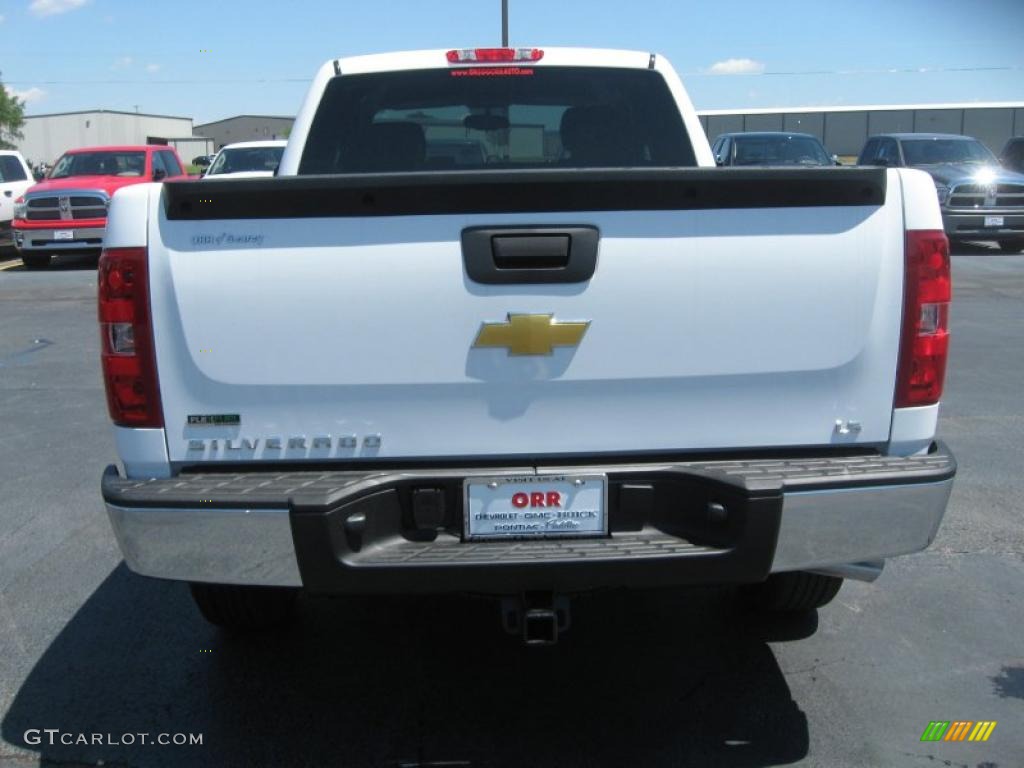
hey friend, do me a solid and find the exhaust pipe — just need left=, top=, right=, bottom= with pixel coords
left=810, top=559, right=885, bottom=583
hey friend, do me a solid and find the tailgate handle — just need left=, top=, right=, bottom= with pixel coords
left=492, top=235, right=570, bottom=270
left=462, top=226, right=599, bottom=284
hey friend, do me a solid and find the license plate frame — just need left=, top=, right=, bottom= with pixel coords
left=53, top=230, right=74, bottom=240
left=984, top=215, right=1004, bottom=228
left=463, top=474, right=608, bottom=541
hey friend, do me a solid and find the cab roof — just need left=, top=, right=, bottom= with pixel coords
left=718, top=132, right=819, bottom=140
left=332, top=47, right=656, bottom=76
left=216, top=140, right=288, bottom=150
left=64, top=145, right=161, bottom=153
left=871, top=133, right=975, bottom=141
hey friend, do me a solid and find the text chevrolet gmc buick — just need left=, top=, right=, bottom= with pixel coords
left=98, top=47, right=955, bottom=643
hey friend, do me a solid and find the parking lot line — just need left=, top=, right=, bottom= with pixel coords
left=0, top=259, right=24, bottom=271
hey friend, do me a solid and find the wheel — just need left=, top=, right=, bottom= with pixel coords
left=189, top=582, right=298, bottom=631
left=997, top=238, right=1024, bottom=253
left=21, top=252, right=52, bottom=270
left=740, top=571, right=843, bottom=613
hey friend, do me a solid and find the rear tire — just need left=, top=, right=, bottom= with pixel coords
left=740, top=571, right=843, bottom=613
left=189, top=582, right=298, bottom=631
left=21, top=252, right=52, bottom=270
left=997, top=238, right=1024, bottom=253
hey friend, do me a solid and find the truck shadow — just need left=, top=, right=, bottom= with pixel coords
left=0, top=253, right=99, bottom=272
left=2, top=565, right=810, bottom=767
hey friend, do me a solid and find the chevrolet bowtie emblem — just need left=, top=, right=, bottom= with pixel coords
left=472, top=314, right=590, bottom=356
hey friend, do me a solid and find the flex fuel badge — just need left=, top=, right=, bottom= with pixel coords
left=187, top=414, right=241, bottom=426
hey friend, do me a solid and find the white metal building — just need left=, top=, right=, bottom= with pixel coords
left=16, top=109, right=206, bottom=167
left=193, top=115, right=294, bottom=151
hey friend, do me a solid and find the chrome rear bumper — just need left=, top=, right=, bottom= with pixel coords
left=102, top=444, right=955, bottom=590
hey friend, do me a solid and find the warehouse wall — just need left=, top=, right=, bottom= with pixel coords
left=192, top=117, right=294, bottom=150
left=169, top=137, right=215, bottom=166
left=18, top=112, right=194, bottom=166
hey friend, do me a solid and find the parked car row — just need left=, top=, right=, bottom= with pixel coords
left=6, top=124, right=1024, bottom=268
left=4, top=139, right=288, bottom=268
left=710, top=131, right=1024, bottom=252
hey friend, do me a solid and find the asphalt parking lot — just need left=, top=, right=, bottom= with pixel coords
left=0, top=245, right=1021, bottom=768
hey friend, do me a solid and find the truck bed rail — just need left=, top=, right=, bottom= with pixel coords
left=163, top=167, right=887, bottom=221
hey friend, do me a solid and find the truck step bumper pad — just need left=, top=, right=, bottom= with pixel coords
left=101, top=442, right=955, bottom=591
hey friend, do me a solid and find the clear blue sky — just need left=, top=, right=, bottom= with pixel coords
left=2, top=0, right=1023, bottom=123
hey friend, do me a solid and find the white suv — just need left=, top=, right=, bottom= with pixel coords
left=0, top=151, right=35, bottom=253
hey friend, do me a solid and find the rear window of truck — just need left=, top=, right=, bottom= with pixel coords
left=299, top=66, right=696, bottom=174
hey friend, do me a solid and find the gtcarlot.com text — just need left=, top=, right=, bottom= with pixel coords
left=24, top=729, right=203, bottom=747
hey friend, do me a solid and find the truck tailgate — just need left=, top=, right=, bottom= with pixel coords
left=150, top=169, right=903, bottom=463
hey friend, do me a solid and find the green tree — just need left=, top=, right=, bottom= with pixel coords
left=0, top=72, right=26, bottom=151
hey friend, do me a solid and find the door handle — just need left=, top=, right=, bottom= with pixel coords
left=491, top=235, right=570, bottom=270
left=462, top=226, right=599, bottom=284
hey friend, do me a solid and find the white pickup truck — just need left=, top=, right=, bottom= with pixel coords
left=99, top=47, right=955, bottom=643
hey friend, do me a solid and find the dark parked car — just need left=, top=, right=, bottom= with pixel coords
left=857, top=133, right=1024, bottom=252
left=711, top=132, right=839, bottom=167
left=1000, top=137, right=1024, bottom=174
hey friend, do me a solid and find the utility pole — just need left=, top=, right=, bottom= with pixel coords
left=501, top=0, right=508, bottom=46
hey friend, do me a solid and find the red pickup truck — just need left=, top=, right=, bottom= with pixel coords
left=12, top=145, right=188, bottom=269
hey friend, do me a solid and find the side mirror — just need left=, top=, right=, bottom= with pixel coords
left=873, top=157, right=890, bottom=167
left=33, top=171, right=45, bottom=181
left=832, top=154, right=842, bottom=166
left=715, top=154, right=725, bottom=166
left=152, top=168, right=167, bottom=181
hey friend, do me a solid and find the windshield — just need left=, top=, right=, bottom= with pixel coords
left=299, top=67, right=695, bottom=173
left=731, top=136, right=832, bottom=166
left=0, top=155, right=28, bottom=182
left=902, top=138, right=996, bottom=166
left=49, top=151, right=146, bottom=178
left=207, top=146, right=285, bottom=175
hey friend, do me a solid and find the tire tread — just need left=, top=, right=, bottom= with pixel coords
left=189, top=583, right=297, bottom=631
left=742, top=571, right=843, bottom=613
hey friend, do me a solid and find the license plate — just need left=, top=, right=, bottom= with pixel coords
left=464, top=474, right=607, bottom=540
left=54, top=230, right=74, bottom=240
left=984, top=216, right=1004, bottom=228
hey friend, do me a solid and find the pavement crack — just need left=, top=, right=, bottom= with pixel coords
left=898, top=751, right=969, bottom=768
left=783, top=656, right=850, bottom=677
left=0, top=753, right=148, bottom=768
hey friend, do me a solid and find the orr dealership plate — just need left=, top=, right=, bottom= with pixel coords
left=463, top=474, right=608, bottom=541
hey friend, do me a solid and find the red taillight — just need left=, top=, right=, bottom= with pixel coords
left=895, top=230, right=951, bottom=408
left=446, top=47, right=544, bottom=63
left=98, top=247, right=163, bottom=427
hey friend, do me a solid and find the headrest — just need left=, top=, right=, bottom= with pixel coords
left=355, top=121, right=426, bottom=172
left=560, top=105, right=635, bottom=166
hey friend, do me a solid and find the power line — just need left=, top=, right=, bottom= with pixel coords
left=4, top=78, right=312, bottom=85
left=686, top=65, right=1022, bottom=77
